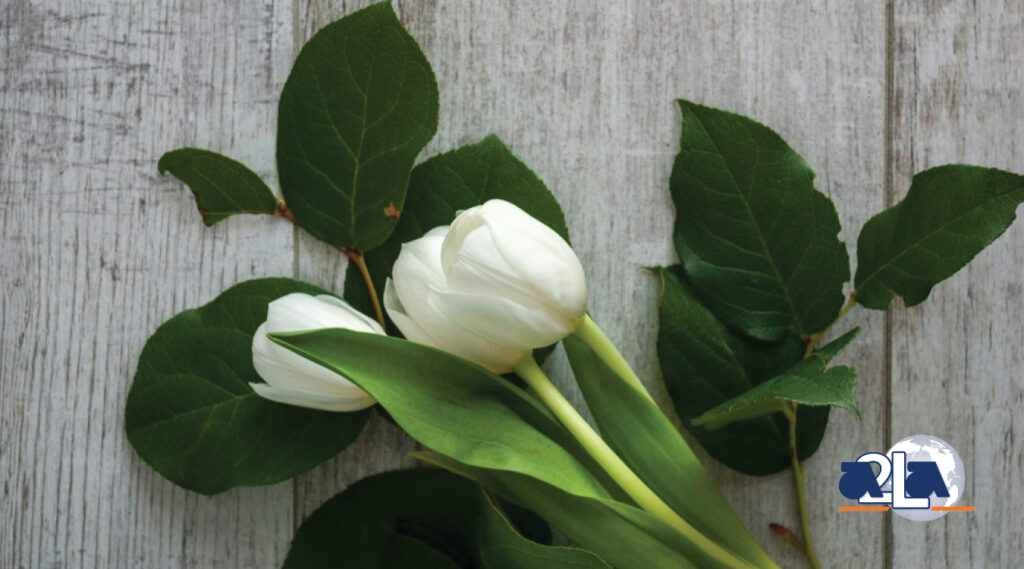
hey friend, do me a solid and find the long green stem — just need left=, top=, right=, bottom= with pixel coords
left=573, top=315, right=652, bottom=399
left=514, top=357, right=755, bottom=569
left=784, top=403, right=821, bottom=569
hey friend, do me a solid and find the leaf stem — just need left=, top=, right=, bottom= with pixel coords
left=783, top=403, right=821, bottom=569
left=275, top=197, right=300, bottom=225
left=803, top=293, right=857, bottom=357
left=273, top=197, right=386, bottom=329
left=513, top=357, right=756, bottom=569
left=346, top=251, right=386, bottom=329
left=573, top=315, right=652, bottom=400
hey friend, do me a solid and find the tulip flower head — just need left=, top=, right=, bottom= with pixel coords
left=250, top=293, right=380, bottom=412
left=385, top=200, right=588, bottom=372
left=384, top=226, right=530, bottom=373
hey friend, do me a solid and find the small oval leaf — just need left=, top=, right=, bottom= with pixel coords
left=158, top=148, right=278, bottom=225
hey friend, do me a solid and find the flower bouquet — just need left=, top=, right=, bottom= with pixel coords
left=126, top=3, right=1024, bottom=568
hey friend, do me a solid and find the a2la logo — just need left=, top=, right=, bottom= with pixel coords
left=838, top=434, right=973, bottom=521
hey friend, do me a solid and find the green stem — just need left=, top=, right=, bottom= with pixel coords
left=573, top=315, right=652, bottom=399
left=514, top=357, right=755, bottom=569
left=784, top=403, right=821, bottom=569
left=347, top=251, right=386, bottom=330
left=803, top=293, right=857, bottom=357
left=273, top=199, right=387, bottom=331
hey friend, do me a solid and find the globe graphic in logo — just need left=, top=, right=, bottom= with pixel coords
left=884, top=434, right=965, bottom=521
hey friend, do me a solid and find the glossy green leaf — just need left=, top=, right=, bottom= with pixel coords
left=271, top=329, right=614, bottom=501
left=284, top=468, right=580, bottom=569
left=344, top=134, right=569, bottom=325
left=655, top=266, right=828, bottom=475
left=282, top=469, right=476, bottom=569
left=277, top=1, right=439, bottom=251
left=670, top=100, right=849, bottom=341
left=125, top=279, right=370, bottom=494
left=158, top=148, right=278, bottom=225
left=476, top=491, right=612, bottom=569
left=417, top=451, right=747, bottom=569
left=692, top=353, right=859, bottom=430
left=854, top=164, right=1024, bottom=309
left=380, top=536, right=462, bottom=569
left=563, top=335, right=774, bottom=569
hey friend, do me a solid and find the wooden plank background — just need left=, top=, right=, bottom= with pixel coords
left=0, top=1, right=1019, bottom=567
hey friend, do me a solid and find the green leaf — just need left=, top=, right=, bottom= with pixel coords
left=854, top=164, right=1024, bottom=309
left=562, top=335, right=774, bottom=569
left=655, top=266, right=827, bottom=475
left=813, top=327, right=861, bottom=362
left=284, top=468, right=571, bottom=569
left=282, top=469, right=476, bottom=569
left=670, top=100, right=849, bottom=341
left=344, top=134, right=569, bottom=325
left=692, top=355, right=860, bottom=430
left=476, top=491, right=612, bottom=569
left=270, top=329, right=615, bottom=501
left=417, top=451, right=714, bottom=569
left=277, top=1, right=439, bottom=251
left=157, top=148, right=278, bottom=225
left=124, top=278, right=369, bottom=494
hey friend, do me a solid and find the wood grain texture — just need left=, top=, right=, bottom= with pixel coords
left=0, top=0, right=1019, bottom=567
left=889, top=0, right=1024, bottom=566
left=0, top=1, right=297, bottom=567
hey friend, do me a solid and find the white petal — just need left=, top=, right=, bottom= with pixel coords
left=478, top=201, right=587, bottom=316
left=428, top=286, right=574, bottom=350
left=266, top=293, right=378, bottom=333
left=389, top=240, right=527, bottom=372
left=315, top=294, right=384, bottom=333
left=383, top=278, right=435, bottom=347
left=252, top=323, right=370, bottom=395
left=442, top=200, right=587, bottom=320
left=250, top=382, right=376, bottom=412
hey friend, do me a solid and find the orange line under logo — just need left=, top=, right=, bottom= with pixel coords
left=838, top=505, right=974, bottom=512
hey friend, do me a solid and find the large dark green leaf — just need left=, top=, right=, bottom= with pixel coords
left=270, top=329, right=614, bottom=500
left=655, top=266, right=828, bottom=475
left=125, top=279, right=369, bottom=494
left=670, top=100, right=849, bottom=341
left=418, top=451, right=762, bottom=569
left=344, top=134, right=569, bottom=324
left=277, top=2, right=439, bottom=251
left=283, top=469, right=477, bottom=569
left=855, top=164, right=1024, bottom=309
left=284, top=468, right=580, bottom=569
left=158, top=148, right=278, bottom=225
left=563, top=335, right=774, bottom=569
left=476, top=491, right=612, bottom=569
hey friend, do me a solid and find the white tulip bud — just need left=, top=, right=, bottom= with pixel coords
left=250, top=293, right=380, bottom=412
left=435, top=199, right=587, bottom=349
left=384, top=200, right=588, bottom=372
left=384, top=227, right=529, bottom=373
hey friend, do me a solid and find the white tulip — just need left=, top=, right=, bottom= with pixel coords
left=384, top=200, right=588, bottom=372
left=384, top=226, right=529, bottom=373
left=250, top=292, right=380, bottom=412
left=435, top=199, right=587, bottom=349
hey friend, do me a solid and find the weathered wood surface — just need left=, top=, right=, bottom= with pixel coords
left=0, top=1, right=1019, bottom=567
